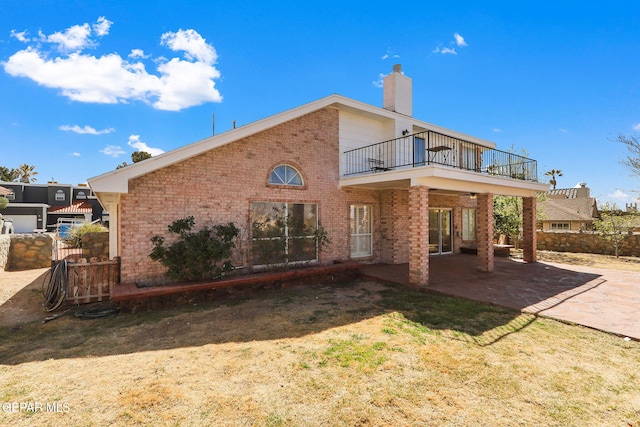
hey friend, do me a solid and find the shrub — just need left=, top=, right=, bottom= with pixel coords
left=63, top=222, right=108, bottom=248
left=150, top=216, right=240, bottom=282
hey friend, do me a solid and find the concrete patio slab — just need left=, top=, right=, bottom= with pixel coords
left=361, top=255, right=640, bottom=340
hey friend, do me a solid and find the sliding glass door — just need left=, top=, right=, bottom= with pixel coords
left=429, top=209, right=452, bottom=254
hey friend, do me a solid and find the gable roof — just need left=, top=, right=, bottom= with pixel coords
left=87, top=94, right=498, bottom=195
left=540, top=197, right=598, bottom=222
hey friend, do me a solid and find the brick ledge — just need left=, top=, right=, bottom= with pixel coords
left=112, top=262, right=364, bottom=302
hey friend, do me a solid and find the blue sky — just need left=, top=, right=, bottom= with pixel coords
left=1, top=1, right=639, bottom=206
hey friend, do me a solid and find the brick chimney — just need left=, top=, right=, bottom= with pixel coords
left=383, top=64, right=412, bottom=116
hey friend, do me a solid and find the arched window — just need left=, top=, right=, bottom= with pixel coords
left=55, top=189, right=65, bottom=201
left=76, top=191, right=87, bottom=199
left=269, top=164, right=303, bottom=186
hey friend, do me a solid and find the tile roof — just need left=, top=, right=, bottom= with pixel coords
left=546, top=188, right=579, bottom=199
left=48, top=201, right=93, bottom=214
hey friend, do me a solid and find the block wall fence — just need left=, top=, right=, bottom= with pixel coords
left=537, top=231, right=640, bottom=257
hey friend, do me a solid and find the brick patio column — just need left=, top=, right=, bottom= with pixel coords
left=522, top=196, right=537, bottom=263
left=477, top=193, right=494, bottom=272
left=408, top=185, right=429, bottom=288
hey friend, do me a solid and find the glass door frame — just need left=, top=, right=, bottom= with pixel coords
left=429, top=208, right=453, bottom=255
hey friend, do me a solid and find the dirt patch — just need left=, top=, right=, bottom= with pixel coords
left=517, top=250, right=640, bottom=272
left=0, top=268, right=50, bottom=327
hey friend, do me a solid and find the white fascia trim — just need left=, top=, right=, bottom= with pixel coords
left=88, top=94, right=349, bottom=194
left=88, top=93, right=498, bottom=194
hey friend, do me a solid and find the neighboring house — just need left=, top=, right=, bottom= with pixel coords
left=89, top=64, right=547, bottom=288
left=0, top=181, right=103, bottom=233
left=539, top=183, right=599, bottom=231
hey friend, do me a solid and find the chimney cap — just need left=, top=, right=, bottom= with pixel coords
left=392, top=64, right=402, bottom=73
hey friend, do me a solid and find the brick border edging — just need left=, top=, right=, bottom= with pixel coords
left=113, top=262, right=364, bottom=312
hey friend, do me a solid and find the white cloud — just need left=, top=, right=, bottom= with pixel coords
left=433, top=33, right=468, bottom=55
left=372, top=73, right=385, bottom=88
left=4, top=19, right=222, bottom=111
left=10, top=30, right=29, bottom=42
left=161, top=29, right=217, bottom=63
left=72, top=152, right=81, bottom=157
left=100, top=145, right=126, bottom=157
left=381, top=47, right=400, bottom=60
left=92, top=16, right=112, bottom=37
left=559, top=129, right=569, bottom=133
left=633, top=123, right=640, bottom=131
left=454, top=33, right=467, bottom=47
left=60, top=124, right=114, bottom=135
left=127, top=134, right=164, bottom=156
left=46, top=23, right=93, bottom=52
left=493, top=128, right=502, bottom=133
left=608, top=189, right=629, bottom=201
left=437, top=47, right=457, bottom=55
left=128, top=49, right=148, bottom=59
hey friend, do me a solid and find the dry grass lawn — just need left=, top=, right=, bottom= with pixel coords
left=0, top=253, right=639, bottom=426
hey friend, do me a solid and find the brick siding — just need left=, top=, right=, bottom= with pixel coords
left=119, top=108, right=381, bottom=285
left=476, top=193, right=494, bottom=272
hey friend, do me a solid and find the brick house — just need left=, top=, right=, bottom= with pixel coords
left=88, top=65, right=547, bottom=288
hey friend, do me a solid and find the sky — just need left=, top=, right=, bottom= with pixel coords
left=1, top=1, right=639, bottom=206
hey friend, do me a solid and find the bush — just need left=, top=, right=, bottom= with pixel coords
left=0, top=196, right=8, bottom=210
left=150, top=216, right=239, bottom=282
left=63, top=222, right=108, bottom=248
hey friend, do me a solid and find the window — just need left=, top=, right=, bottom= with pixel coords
left=251, top=202, right=318, bottom=265
left=269, top=164, right=303, bottom=186
left=76, top=191, right=87, bottom=199
left=5, top=192, right=14, bottom=200
left=55, top=190, right=65, bottom=201
left=462, top=208, right=477, bottom=241
left=350, top=205, right=372, bottom=257
left=551, top=223, right=570, bottom=230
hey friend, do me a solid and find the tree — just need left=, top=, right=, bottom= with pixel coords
left=0, top=196, right=8, bottom=210
left=593, top=203, right=637, bottom=258
left=131, top=151, right=152, bottom=163
left=616, top=134, right=640, bottom=178
left=0, top=166, right=19, bottom=182
left=16, top=163, right=38, bottom=183
left=114, top=151, right=152, bottom=170
left=493, top=193, right=547, bottom=248
left=544, top=169, right=563, bottom=190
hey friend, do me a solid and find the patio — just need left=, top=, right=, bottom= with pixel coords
left=362, top=254, right=640, bottom=340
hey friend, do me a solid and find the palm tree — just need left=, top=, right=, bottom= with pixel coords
left=544, top=169, right=563, bottom=190
left=16, top=163, right=38, bottom=183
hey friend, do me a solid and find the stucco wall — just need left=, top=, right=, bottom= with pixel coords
left=6, top=234, right=53, bottom=271
left=119, top=108, right=382, bottom=286
left=537, top=231, right=640, bottom=257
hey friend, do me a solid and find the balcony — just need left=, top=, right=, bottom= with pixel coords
left=343, top=130, right=539, bottom=183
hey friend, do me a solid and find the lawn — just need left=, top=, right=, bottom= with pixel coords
left=1, top=271, right=638, bottom=426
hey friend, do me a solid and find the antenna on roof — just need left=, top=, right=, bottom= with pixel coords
left=233, top=120, right=236, bottom=129
left=212, top=113, right=215, bottom=136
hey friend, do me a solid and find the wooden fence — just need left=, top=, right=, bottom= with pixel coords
left=65, top=257, right=120, bottom=304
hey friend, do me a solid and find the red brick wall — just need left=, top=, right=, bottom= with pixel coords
left=380, top=189, right=409, bottom=264
left=476, top=193, right=494, bottom=272
left=119, top=108, right=380, bottom=285
left=408, top=186, right=429, bottom=287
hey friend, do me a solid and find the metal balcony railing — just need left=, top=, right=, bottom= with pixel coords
left=343, top=130, right=539, bottom=182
